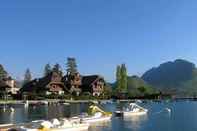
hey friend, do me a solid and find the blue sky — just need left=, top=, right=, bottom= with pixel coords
left=1, top=0, right=197, bottom=82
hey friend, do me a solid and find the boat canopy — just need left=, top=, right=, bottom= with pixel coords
left=88, top=105, right=112, bottom=116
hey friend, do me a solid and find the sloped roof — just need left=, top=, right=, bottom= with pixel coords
left=82, top=75, right=100, bottom=87
left=20, top=79, right=38, bottom=92
left=80, top=75, right=105, bottom=93
left=20, top=72, right=64, bottom=93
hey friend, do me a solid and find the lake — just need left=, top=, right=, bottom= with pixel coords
left=0, top=100, right=197, bottom=131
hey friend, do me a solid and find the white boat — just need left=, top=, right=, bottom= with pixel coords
left=81, top=113, right=111, bottom=123
left=115, top=103, right=148, bottom=116
left=80, top=105, right=112, bottom=123
left=9, top=118, right=89, bottom=131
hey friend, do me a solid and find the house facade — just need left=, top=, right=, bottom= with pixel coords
left=0, top=77, right=19, bottom=95
left=81, top=75, right=105, bottom=96
left=63, top=72, right=82, bottom=96
left=20, top=72, right=65, bottom=95
left=21, top=71, right=106, bottom=97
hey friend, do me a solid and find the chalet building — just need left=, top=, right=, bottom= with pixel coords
left=21, top=71, right=106, bottom=97
left=5, top=77, right=19, bottom=94
left=0, top=80, right=11, bottom=95
left=20, top=72, right=65, bottom=95
left=63, top=72, right=82, bottom=96
left=0, top=77, right=19, bottom=95
left=81, top=75, right=105, bottom=96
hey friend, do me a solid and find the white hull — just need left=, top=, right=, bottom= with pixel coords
left=0, top=124, right=13, bottom=128
left=50, top=124, right=89, bottom=131
left=18, top=124, right=89, bottom=131
left=82, top=116, right=111, bottom=123
left=123, top=111, right=147, bottom=116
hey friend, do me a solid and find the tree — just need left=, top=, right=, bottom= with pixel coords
left=103, top=84, right=113, bottom=99
left=115, top=64, right=128, bottom=93
left=0, top=64, right=8, bottom=80
left=44, top=63, right=52, bottom=76
left=116, top=65, right=121, bottom=91
left=24, top=68, right=32, bottom=85
left=138, top=86, right=146, bottom=94
left=66, top=57, right=78, bottom=75
left=120, top=64, right=128, bottom=93
left=53, top=63, right=63, bottom=76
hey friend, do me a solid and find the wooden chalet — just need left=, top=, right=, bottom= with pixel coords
left=0, top=80, right=12, bottom=94
left=62, top=72, right=82, bottom=96
left=20, top=72, right=65, bottom=95
left=81, top=75, right=105, bottom=96
left=0, top=77, right=19, bottom=96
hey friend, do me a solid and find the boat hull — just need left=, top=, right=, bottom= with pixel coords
left=49, top=124, right=89, bottom=131
left=123, top=111, right=147, bottom=116
left=81, top=116, right=111, bottom=123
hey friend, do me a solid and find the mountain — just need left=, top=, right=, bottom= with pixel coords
left=142, top=59, right=197, bottom=96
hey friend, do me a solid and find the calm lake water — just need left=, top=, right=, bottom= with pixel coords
left=0, top=100, right=197, bottom=131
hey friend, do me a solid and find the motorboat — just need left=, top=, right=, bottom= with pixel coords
left=80, top=105, right=112, bottom=123
left=8, top=118, right=89, bottom=131
left=115, top=103, right=148, bottom=116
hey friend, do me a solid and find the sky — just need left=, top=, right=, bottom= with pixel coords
left=1, top=0, right=197, bottom=82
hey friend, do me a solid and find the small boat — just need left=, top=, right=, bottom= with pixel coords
left=80, top=105, right=112, bottom=123
left=0, top=123, right=14, bottom=131
left=8, top=118, right=89, bottom=131
left=115, top=103, right=148, bottom=116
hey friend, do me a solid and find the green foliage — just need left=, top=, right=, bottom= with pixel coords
left=138, top=86, right=146, bottom=93
left=44, top=63, right=52, bottom=76
left=116, top=65, right=121, bottom=91
left=120, top=64, right=127, bottom=92
left=53, top=63, right=63, bottom=76
left=66, top=57, right=78, bottom=75
left=0, top=64, right=8, bottom=80
left=103, top=84, right=112, bottom=98
left=113, top=75, right=158, bottom=98
left=115, top=64, right=128, bottom=93
left=180, top=70, right=197, bottom=96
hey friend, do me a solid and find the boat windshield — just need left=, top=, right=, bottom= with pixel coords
left=124, top=103, right=143, bottom=112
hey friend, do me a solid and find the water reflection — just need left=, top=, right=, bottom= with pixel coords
left=89, top=121, right=111, bottom=131
left=123, top=115, right=148, bottom=131
left=1, top=101, right=197, bottom=131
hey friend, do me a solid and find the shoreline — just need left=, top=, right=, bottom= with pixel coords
left=0, top=97, right=197, bottom=105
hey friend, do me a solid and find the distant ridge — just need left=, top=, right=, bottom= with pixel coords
left=142, top=59, right=197, bottom=96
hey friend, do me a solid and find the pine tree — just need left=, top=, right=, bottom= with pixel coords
left=53, top=63, right=63, bottom=76
left=66, top=57, right=78, bottom=75
left=0, top=64, right=8, bottom=80
left=44, top=63, right=52, bottom=76
left=24, top=68, right=32, bottom=85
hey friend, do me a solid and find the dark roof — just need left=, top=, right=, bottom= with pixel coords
left=20, top=72, right=64, bottom=93
left=82, top=75, right=96, bottom=86
left=81, top=75, right=104, bottom=92
left=20, top=79, right=38, bottom=92
left=81, top=75, right=102, bottom=86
